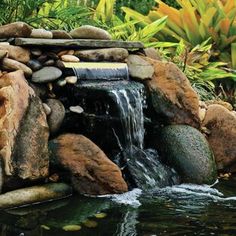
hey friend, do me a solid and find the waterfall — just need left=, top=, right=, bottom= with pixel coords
left=110, top=84, right=144, bottom=150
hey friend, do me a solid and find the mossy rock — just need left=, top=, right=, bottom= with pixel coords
left=159, top=125, right=217, bottom=184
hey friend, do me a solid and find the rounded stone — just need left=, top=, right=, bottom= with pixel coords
left=46, top=99, right=65, bottom=134
left=70, top=25, right=112, bottom=40
left=32, top=67, right=62, bottom=83
left=30, top=29, right=53, bottom=39
left=61, top=55, right=80, bottom=62
left=159, top=125, right=217, bottom=184
left=69, top=105, right=84, bottom=114
left=27, top=59, right=42, bottom=71
left=65, top=76, right=78, bottom=84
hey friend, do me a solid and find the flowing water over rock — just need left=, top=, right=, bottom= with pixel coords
left=109, top=84, right=144, bottom=149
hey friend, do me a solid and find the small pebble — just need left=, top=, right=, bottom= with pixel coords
left=57, top=79, right=67, bottom=87
left=69, top=105, right=84, bottom=114
left=43, top=59, right=55, bottom=66
left=61, top=54, right=80, bottom=62
left=94, top=213, right=107, bottom=219
left=27, top=59, right=42, bottom=71
left=31, top=48, right=42, bottom=57
left=83, top=220, right=98, bottom=228
left=43, top=103, right=52, bottom=115
left=41, top=225, right=50, bottom=230
left=65, top=76, right=77, bottom=84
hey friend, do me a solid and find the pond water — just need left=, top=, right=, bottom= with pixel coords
left=1, top=177, right=236, bottom=236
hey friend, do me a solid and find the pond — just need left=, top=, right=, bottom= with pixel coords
left=1, top=176, right=236, bottom=236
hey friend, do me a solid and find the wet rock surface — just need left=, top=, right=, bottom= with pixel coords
left=159, top=125, right=217, bottom=184
left=49, top=134, right=128, bottom=195
left=202, top=104, right=236, bottom=171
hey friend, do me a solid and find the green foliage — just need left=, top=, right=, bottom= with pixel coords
left=156, top=39, right=236, bottom=100
left=122, top=0, right=236, bottom=65
left=0, top=0, right=94, bottom=30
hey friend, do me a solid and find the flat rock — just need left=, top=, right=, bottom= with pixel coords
left=31, top=48, right=42, bottom=57
left=69, top=105, right=84, bottom=114
left=127, top=55, right=154, bottom=80
left=46, top=99, right=65, bottom=134
left=202, top=104, right=236, bottom=171
left=0, top=22, right=32, bottom=38
left=30, top=29, right=53, bottom=39
left=61, top=55, right=80, bottom=62
left=32, top=66, right=62, bottom=83
left=2, top=58, right=32, bottom=77
left=0, top=45, right=30, bottom=63
left=49, top=134, right=128, bottom=195
left=146, top=59, right=200, bottom=128
left=52, top=30, right=72, bottom=39
left=75, top=48, right=129, bottom=62
left=0, top=71, right=49, bottom=186
left=70, top=25, right=112, bottom=40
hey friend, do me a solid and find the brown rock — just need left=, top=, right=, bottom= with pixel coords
left=0, top=22, right=32, bottom=38
left=0, top=45, right=30, bottom=63
left=75, top=48, right=128, bottom=62
left=0, top=71, right=49, bottom=185
left=49, top=134, right=128, bottom=195
left=146, top=59, right=200, bottom=128
left=52, top=30, right=72, bottom=39
left=202, top=104, right=236, bottom=170
left=2, top=58, right=32, bottom=77
left=0, top=50, right=8, bottom=60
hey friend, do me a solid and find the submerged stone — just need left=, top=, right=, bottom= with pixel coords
left=159, top=125, right=217, bottom=184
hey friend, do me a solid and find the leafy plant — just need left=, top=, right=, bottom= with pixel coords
left=122, top=0, right=236, bottom=68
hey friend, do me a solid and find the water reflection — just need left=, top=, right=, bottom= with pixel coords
left=0, top=179, right=236, bottom=236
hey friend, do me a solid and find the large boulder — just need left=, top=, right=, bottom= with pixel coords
left=0, top=22, right=32, bottom=38
left=0, top=45, right=30, bottom=63
left=49, top=134, right=128, bottom=195
left=70, top=25, right=112, bottom=40
left=146, top=59, right=200, bottom=128
left=202, top=104, right=236, bottom=171
left=159, top=125, right=217, bottom=184
left=74, top=48, right=129, bottom=62
left=0, top=71, right=49, bottom=189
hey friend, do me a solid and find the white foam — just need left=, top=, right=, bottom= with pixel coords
left=158, top=183, right=236, bottom=202
left=100, top=188, right=142, bottom=208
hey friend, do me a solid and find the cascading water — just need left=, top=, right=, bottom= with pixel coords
left=109, top=84, right=145, bottom=150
